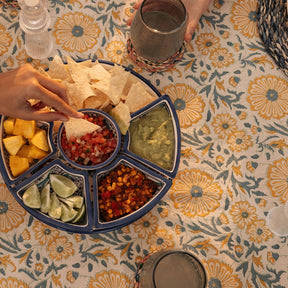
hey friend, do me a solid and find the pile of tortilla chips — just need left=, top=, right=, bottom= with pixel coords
left=40, top=55, right=158, bottom=135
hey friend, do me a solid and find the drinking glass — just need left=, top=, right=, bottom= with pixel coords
left=127, top=0, right=187, bottom=72
left=267, top=201, right=288, bottom=237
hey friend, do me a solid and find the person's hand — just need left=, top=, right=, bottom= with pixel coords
left=127, top=0, right=212, bottom=43
left=0, top=64, right=83, bottom=122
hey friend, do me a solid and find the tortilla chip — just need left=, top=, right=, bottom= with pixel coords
left=83, top=93, right=109, bottom=110
left=110, top=102, right=131, bottom=135
left=66, top=56, right=110, bottom=83
left=92, top=68, right=130, bottom=106
left=64, top=81, right=95, bottom=110
left=125, top=82, right=156, bottom=113
left=64, top=118, right=100, bottom=140
left=48, top=55, right=72, bottom=81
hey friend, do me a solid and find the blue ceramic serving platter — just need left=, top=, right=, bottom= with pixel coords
left=0, top=60, right=181, bottom=233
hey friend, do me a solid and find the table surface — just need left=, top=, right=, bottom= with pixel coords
left=1, top=0, right=288, bottom=287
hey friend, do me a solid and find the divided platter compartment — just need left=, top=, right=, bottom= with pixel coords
left=0, top=60, right=181, bottom=233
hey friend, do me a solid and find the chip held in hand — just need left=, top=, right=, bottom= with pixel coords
left=64, top=117, right=100, bottom=140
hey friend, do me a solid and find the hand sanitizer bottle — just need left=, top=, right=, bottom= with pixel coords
left=18, top=0, right=53, bottom=59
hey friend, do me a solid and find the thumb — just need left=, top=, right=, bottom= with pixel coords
left=184, top=21, right=198, bottom=42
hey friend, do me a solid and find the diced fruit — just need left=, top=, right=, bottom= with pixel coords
left=16, top=145, right=34, bottom=163
left=28, top=144, right=48, bottom=159
left=59, top=195, right=84, bottom=209
left=9, top=155, right=30, bottom=177
left=22, top=184, right=41, bottom=209
left=17, top=144, right=48, bottom=160
left=3, top=135, right=26, bottom=155
left=40, top=183, right=51, bottom=214
left=50, top=174, right=78, bottom=198
left=13, top=119, right=36, bottom=139
left=60, top=203, right=78, bottom=222
left=3, top=118, right=15, bottom=135
left=48, top=192, right=62, bottom=219
left=72, top=203, right=86, bottom=223
left=31, top=129, right=49, bottom=152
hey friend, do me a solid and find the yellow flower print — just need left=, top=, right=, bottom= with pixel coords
left=88, top=270, right=131, bottom=288
left=212, top=114, right=237, bottom=139
left=147, top=228, right=174, bottom=252
left=210, top=48, right=234, bottom=68
left=267, top=158, right=288, bottom=203
left=200, top=71, right=208, bottom=81
left=34, top=263, right=44, bottom=272
left=33, top=220, right=59, bottom=245
left=121, top=225, right=130, bottom=234
left=219, top=213, right=229, bottom=224
left=162, top=84, right=204, bottom=128
left=124, top=7, right=134, bottom=18
left=54, top=12, right=100, bottom=52
left=0, top=255, right=16, bottom=273
left=195, top=33, right=220, bottom=55
left=229, top=76, right=240, bottom=87
left=0, top=184, right=26, bottom=233
left=216, top=156, right=224, bottom=166
left=0, top=24, right=12, bottom=56
left=175, top=224, right=185, bottom=234
left=74, top=234, right=85, bottom=242
left=47, top=236, right=74, bottom=261
left=170, top=169, right=223, bottom=217
left=16, top=50, right=48, bottom=70
left=21, top=229, right=31, bottom=240
left=133, top=212, right=158, bottom=239
left=237, top=111, right=246, bottom=120
left=231, top=0, right=258, bottom=38
left=221, top=31, right=229, bottom=39
left=257, top=199, right=266, bottom=208
left=247, top=219, right=272, bottom=243
left=247, top=75, right=288, bottom=120
left=232, top=165, right=242, bottom=176
left=3, top=57, right=14, bottom=68
left=67, top=270, right=77, bottom=283
left=267, top=251, right=277, bottom=264
left=0, top=277, right=29, bottom=288
left=227, top=130, right=252, bottom=152
left=105, top=40, right=128, bottom=64
left=159, top=207, right=169, bottom=218
left=229, top=201, right=257, bottom=229
left=203, top=259, right=242, bottom=288
left=97, top=2, right=105, bottom=9
left=234, top=245, right=243, bottom=254
left=246, top=161, right=255, bottom=172
left=201, top=124, right=210, bottom=135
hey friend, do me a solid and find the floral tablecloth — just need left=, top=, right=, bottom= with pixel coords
left=1, top=0, right=288, bottom=287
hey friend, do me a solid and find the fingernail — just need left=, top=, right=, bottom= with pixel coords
left=76, top=112, right=84, bottom=118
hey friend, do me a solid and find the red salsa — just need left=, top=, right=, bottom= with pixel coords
left=61, top=114, right=118, bottom=166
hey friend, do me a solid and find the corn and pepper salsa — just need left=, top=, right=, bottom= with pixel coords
left=61, top=114, right=118, bottom=166
left=98, top=164, right=158, bottom=221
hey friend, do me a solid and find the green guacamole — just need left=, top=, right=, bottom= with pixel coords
left=129, top=105, right=175, bottom=170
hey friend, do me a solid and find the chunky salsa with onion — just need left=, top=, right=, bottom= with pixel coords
left=61, top=114, right=118, bottom=166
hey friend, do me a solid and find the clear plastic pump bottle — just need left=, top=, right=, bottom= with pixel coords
left=18, top=0, right=53, bottom=59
